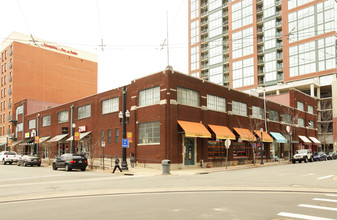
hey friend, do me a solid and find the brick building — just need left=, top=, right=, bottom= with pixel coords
left=0, top=32, right=97, bottom=150
left=11, top=68, right=318, bottom=169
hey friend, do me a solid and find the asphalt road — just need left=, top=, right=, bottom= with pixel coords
left=0, top=160, right=336, bottom=220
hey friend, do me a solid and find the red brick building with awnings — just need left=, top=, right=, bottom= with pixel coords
left=11, top=68, right=318, bottom=169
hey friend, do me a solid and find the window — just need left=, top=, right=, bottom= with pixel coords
left=308, top=120, right=314, bottom=128
left=177, top=87, right=199, bottom=107
left=78, top=104, right=91, bottom=119
left=283, top=113, right=292, bottom=124
left=269, top=110, right=279, bottom=121
left=298, top=118, right=305, bottom=127
left=108, top=129, right=111, bottom=144
left=101, top=130, right=104, bottom=142
left=207, top=94, right=226, bottom=112
left=42, top=115, right=51, bottom=127
left=297, top=101, right=304, bottom=111
left=232, top=101, right=247, bottom=116
left=138, top=121, right=160, bottom=144
left=115, top=128, right=119, bottom=143
left=252, top=106, right=264, bottom=119
left=139, top=86, right=160, bottom=107
left=28, top=119, right=36, bottom=129
left=58, top=110, right=69, bottom=123
left=190, top=46, right=200, bottom=71
left=232, top=57, right=254, bottom=88
left=16, top=123, right=23, bottom=132
left=308, top=105, right=314, bottom=114
left=102, top=97, right=119, bottom=114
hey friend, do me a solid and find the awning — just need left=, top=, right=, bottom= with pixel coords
left=269, top=132, right=288, bottom=143
left=253, top=130, right=274, bottom=143
left=178, top=120, right=211, bottom=138
left=208, top=125, right=236, bottom=140
left=47, top=134, right=68, bottom=143
left=309, top=137, right=321, bottom=145
left=19, top=138, right=35, bottom=146
left=12, top=140, right=23, bottom=147
left=233, top=128, right=256, bottom=141
left=66, top=131, right=92, bottom=141
left=298, top=135, right=312, bottom=144
left=39, top=136, right=50, bottom=143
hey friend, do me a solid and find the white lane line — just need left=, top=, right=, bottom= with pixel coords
left=317, top=175, right=335, bottom=180
left=314, top=198, right=337, bottom=203
left=303, top=173, right=315, bottom=176
left=326, top=194, right=337, bottom=197
left=277, top=212, right=335, bottom=220
left=298, top=204, right=337, bottom=211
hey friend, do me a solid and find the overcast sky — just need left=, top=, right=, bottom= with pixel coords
left=0, top=0, right=188, bottom=93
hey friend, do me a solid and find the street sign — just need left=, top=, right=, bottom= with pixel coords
left=127, top=132, right=133, bottom=143
left=225, top=139, right=231, bottom=149
left=35, top=136, right=39, bottom=144
left=101, top=141, right=105, bottom=147
left=74, top=132, right=80, bottom=141
left=122, top=139, right=129, bottom=148
left=286, top=125, right=291, bottom=133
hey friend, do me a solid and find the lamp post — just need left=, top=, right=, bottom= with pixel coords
left=260, top=128, right=264, bottom=165
left=286, top=125, right=292, bottom=162
left=72, top=123, right=76, bottom=154
left=36, top=114, right=40, bottom=157
left=118, top=86, right=129, bottom=170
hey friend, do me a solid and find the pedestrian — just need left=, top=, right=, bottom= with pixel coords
left=112, top=155, right=122, bottom=173
left=130, top=153, right=135, bottom=168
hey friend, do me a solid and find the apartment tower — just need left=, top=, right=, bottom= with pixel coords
left=0, top=32, right=97, bottom=148
left=188, top=0, right=337, bottom=151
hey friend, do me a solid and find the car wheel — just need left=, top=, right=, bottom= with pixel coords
left=2, top=160, right=6, bottom=165
left=309, top=157, right=313, bottom=162
left=24, top=161, right=27, bottom=167
left=81, top=167, right=86, bottom=171
left=9, top=162, right=12, bottom=165
left=299, top=160, right=302, bottom=163
left=292, top=160, right=296, bottom=164
left=65, top=164, right=71, bottom=171
left=37, top=164, right=41, bottom=167
left=52, top=163, right=57, bottom=170
left=17, top=161, right=20, bottom=166
left=304, top=158, right=308, bottom=163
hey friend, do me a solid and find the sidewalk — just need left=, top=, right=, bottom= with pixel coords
left=92, top=160, right=290, bottom=176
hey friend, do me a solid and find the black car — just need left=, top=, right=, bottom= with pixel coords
left=52, top=153, right=88, bottom=171
left=327, top=151, right=337, bottom=160
left=17, top=155, right=41, bottom=167
left=313, top=152, right=328, bottom=161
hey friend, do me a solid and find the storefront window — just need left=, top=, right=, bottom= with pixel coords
left=232, top=142, right=248, bottom=158
left=138, top=121, right=160, bottom=144
left=208, top=141, right=226, bottom=160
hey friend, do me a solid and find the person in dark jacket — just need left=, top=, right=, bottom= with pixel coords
left=130, top=153, right=135, bottom=168
left=112, top=155, right=122, bottom=173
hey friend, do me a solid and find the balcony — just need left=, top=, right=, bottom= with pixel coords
left=258, top=58, right=264, bottom=65
left=201, top=3, right=208, bottom=9
left=257, top=7, right=263, bottom=14
left=257, top=17, right=263, bottom=24
left=277, top=52, right=283, bottom=60
left=277, top=31, right=283, bottom=38
left=9, top=62, right=12, bottom=69
left=201, top=11, right=208, bottom=17
left=257, top=37, right=264, bottom=44
left=257, top=47, right=264, bottom=54
left=201, top=64, right=209, bottom=70
left=258, top=69, right=265, bottom=76
left=277, top=42, right=283, bottom=50
left=257, top=27, right=264, bottom=34
left=223, top=48, right=229, bottom=54
left=201, top=20, right=208, bottom=27
left=277, top=63, right=283, bottom=71
left=201, top=46, right=209, bottom=52
left=276, top=10, right=282, bottom=18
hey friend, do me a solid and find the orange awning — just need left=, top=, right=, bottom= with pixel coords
left=254, top=130, right=274, bottom=143
left=233, top=128, right=256, bottom=141
left=208, top=124, right=236, bottom=140
left=178, top=120, right=211, bottom=138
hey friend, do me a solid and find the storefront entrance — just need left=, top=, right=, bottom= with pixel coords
left=184, top=138, right=195, bottom=165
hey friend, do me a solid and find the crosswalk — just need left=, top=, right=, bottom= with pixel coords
left=277, top=194, right=337, bottom=220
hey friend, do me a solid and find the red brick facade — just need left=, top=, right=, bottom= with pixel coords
left=12, top=69, right=318, bottom=168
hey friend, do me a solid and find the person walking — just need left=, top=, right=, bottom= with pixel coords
left=112, top=155, right=122, bottom=173
left=130, top=153, right=135, bottom=168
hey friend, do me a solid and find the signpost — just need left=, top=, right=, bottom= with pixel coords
left=101, top=141, right=105, bottom=170
left=225, top=139, right=231, bottom=169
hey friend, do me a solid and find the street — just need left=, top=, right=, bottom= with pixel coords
left=0, top=160, right=336, bottom=219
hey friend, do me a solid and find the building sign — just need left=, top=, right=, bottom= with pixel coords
left=25, top=132, right=30, bottom=138
left=127, top=132, right=132, bottom=143
left=74, top=132, right=80, bottom=141
left=79, top=125, right=87, bottom=132
left=8, top=139, right=12, bottom=147
left=41, top=43, right=78, bottom=56
left=31, top=129, right=36, bottom=137
left=62, top=127, right=69, bottom=134
left=35, top=136, right=39, bottom=144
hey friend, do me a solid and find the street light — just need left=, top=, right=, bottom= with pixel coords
left=36, top=114, right=40, bottom=157
left=119, top=86, right=129, bottom=170
left=286, top=125, right=292, bottom=162
left=72, top=123, right=76, bottom=154
left=260, top=128, right=264, bottom=165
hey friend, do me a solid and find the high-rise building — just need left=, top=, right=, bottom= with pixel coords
left=188, top=0, right=337, bottom=151
left=0, top=32, right=97, bottom=148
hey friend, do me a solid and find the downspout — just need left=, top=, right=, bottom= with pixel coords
left=22, top=101, right=25, bottom=154
left=70, top=105, right=74, bottom=153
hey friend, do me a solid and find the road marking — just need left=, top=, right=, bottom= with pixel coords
left=0, top=174, right=68, bottom=182
left=313, top=198, right=337, bottom=203
left=298, top=204, right=337, bottom=211
left=317, top=175, right=335, bottom=180
left=303, top=173, right=315, bottom=176
left=326, top=194, right=337, bottom=197
left=277, top=212, right=335, bottom=220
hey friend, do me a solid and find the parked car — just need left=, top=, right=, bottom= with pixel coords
left=0, top=151, right=18, bottom=165
left=313, top=152, right=328, bottom=161
left=292, top=149, right=313, bottom=163
left=17, top=155, right=41, bottom=167
left=327, top=151, right=337, bottom=160
left=52, top=153, right=87, bottom=171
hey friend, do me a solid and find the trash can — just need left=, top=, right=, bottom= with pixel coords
left=161, top=159, right=171, bottom=175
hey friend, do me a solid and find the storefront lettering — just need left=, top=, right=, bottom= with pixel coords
left=42, top=43, right=78, bottom=56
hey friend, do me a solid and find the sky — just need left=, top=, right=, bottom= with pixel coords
left=0, top=0, right=188, bottom=93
